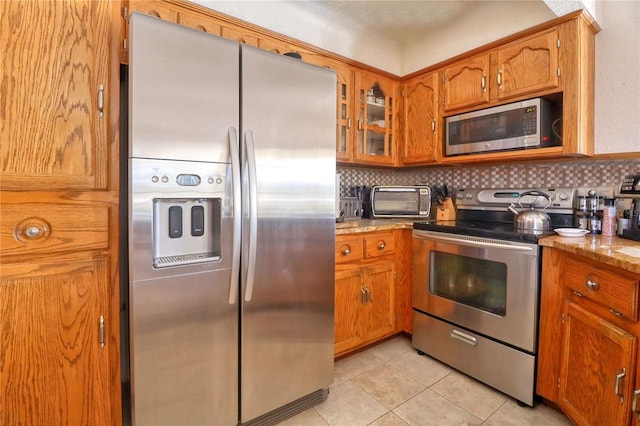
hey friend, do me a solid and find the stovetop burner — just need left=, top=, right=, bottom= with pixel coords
left=414, top=187, right=578, bottom=243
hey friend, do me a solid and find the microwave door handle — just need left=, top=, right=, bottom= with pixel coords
left=243, top=130, right=258, bottom=303
left=228, top=127, right=241, bottom=305
left=413, top=230, right=536, bottom=252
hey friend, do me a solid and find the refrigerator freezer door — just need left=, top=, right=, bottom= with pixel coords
left=129, top=12, right=239, bottom=163
left=128, top=13, right=239, bottom=426
left=240, top=45, right=337, bottom=422
left=131, top=269, right=237, bottom=426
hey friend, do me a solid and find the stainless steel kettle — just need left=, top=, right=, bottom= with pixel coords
left=507, top=190, right=552, bottom=231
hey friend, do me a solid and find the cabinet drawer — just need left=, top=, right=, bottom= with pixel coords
left=364, top=232, right=395, bottom=258
left=564, top=254, right=640, bottom=321
left=0, top=205, right=110, bottom=258
left=335, top=236, right=364, bottom=264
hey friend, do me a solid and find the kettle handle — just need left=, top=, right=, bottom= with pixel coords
left=518, top=190, right=553, bottom=210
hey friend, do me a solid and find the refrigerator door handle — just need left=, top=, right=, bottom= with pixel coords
left=228, top=127, right=241, bottom=305
left=243, top=130, right=258, bottom=302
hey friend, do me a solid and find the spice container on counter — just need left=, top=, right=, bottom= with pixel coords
left=601, top=198, right=617, bottom=236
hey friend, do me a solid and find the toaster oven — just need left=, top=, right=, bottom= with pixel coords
left=370, top=186, right=431, bottom=218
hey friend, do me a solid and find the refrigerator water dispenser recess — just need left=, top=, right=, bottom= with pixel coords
left=152, top=198, right=222, bottom=268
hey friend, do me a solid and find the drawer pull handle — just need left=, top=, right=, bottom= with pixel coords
left=450, top=329, right=478, bottom=346
left=24, top=226, right=42, bottom=238
left=573, top=290, right=584, bottom=298
left=341, top=245, right=351, bottom=256
left=586, top=276, right=599, bottom=291
left=377, top=241, right=386, bottom=250
left=360, top=287, right=367, bottom=303
left=610, top=309, right=624, bottom=317
left=615, top=368, right=626, bottom=403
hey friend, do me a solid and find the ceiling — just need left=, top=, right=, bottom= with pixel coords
left=197, top=1, right=592, bottom=75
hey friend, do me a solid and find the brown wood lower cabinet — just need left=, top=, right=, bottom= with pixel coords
left=334, top=262, right=395, bottom=356
left=334, top=230, right=412, bottom=357
left=1, top=257, right=113, bottom=425
left=537, top=247, right=640, bottom=425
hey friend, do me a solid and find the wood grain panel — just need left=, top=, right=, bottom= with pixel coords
left=402, top=72, right=439, bottom=165
left=179, top=10, right=222, bottom=35
left=559, top=301, right=636, bottom=426
left=221, top=25, right=259, bottom=46
left=563, top=252, right=639, bottom=320
left=334, top=268, right=363, bottom=356
left=363, top=261, right=395, bottom=342
left=129, top=0, right=180, bottom=22
left=0, top=0, right=110, bottom=190
left=364, top=231, right=395, bottom=258
left=536, top=247, right=566, bottom=401
left=443, top=54, right=490, bottom=111
left=0, top=257, right=112, bottom=425
left=394, top=230, right=413, bottom=334
left=495, top=28, right=560, bottom=100
left=335, top=235, right=364, bottom=264
left=0, top=204, right=110, bottom=258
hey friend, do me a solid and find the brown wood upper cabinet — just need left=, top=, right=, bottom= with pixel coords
left=443, top=27, right=561, bottom=113
left=353, top=70, right=399, bottom=166
left=401, top=71, right=440, bottom=165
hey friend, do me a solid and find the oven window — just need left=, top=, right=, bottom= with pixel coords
left=429, top=251, right=507, bottom=316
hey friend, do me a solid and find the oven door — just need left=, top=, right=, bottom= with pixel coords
left=412, top=229, right=540, bottom=353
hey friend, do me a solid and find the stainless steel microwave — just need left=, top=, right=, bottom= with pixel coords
left=370, top=185, right=431, bottom=218
left=445, top=98, right=561, bottom=156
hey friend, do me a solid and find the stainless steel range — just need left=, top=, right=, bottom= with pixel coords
left=412, top=187, right=576, bottom=406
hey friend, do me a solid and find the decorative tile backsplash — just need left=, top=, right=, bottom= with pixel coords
left=338, top=158, right=640, bottom=196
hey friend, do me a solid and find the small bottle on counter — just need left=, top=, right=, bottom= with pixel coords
left=601, top=198, right=617, bottom=236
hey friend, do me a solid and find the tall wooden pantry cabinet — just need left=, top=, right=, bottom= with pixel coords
left=0, top=1, right=121, bottom=424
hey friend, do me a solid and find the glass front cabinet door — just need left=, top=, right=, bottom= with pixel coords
left=354, top=71, right=398, bottom=165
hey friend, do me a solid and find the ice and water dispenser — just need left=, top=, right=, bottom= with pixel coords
left=152, top=197, right=222, bottom=268
left=129, top=158, right=228, bottom=273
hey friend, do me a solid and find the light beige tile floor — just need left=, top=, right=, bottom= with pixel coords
left=280, top=335, right=571, bottom=426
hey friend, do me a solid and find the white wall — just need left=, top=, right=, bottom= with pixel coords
left=593, top=0, right=640, bottom=154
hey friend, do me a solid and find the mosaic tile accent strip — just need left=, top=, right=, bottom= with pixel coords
left=337, top=158, right=640, bottom=196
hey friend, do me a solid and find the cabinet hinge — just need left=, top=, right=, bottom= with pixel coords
left=557, top=378, right=560, bottom=388
left=401, top=89, right=405, bottom=97
left=123, top=38, right=128, bottom=52
left=123, top=6, right=128, bottom=19
left=99, top=315, right=105, bottom=348
left=561, top=313, right=565, bottom=324
left=557, top=38, right=561, bottom=49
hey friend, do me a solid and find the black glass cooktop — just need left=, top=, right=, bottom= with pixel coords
left=413, top=219, right=557, bottom=243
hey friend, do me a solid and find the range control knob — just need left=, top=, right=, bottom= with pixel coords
left=558, top=192, right=569, bottom=201
left=465, top=193, right=473, bottom=199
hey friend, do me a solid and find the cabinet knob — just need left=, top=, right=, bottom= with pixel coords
left=377, top=241, right=386, bottom=250
left=24, top=226, right=42, bottom=238
left=585, top=276, right=599, bottom=291
left=341, top=245, right=351, bottom=256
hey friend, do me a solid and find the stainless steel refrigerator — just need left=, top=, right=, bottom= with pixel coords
left=126, top=12, right=336, bottom=425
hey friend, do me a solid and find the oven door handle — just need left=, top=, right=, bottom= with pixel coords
left=413, top=230, right=536, bottom=252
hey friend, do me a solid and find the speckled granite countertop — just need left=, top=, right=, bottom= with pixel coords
left=335, top=219, right=416, bottom=235
left=539, top=234, right=640, bottom=275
